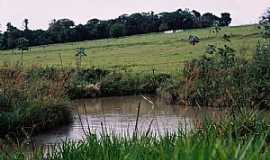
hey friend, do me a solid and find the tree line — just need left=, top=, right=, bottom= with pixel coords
left=0, top=9, right=232, bottom=50
left=261, top=8, right=270, bottom=38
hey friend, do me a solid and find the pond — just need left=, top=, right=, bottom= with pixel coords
left=33, top=96, right=223, bottom=145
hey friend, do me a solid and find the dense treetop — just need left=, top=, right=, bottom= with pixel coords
left=0, top=9, right=232, bottom=50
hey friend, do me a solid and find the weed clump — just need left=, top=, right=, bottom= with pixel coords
left=0, top=67, right=72, bottom=138
left=176, top=41, right=270, bottom=109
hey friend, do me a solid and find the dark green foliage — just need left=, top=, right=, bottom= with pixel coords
left=219, top=13, right=232, bottom=26
left=0, top=67, right=171, bottom=101
left=200, top=12, right=220, bottom=27
left=68, top=69, right=171, bottom=99
left=0, top=103, right=71, bottom=138
left=100, top=73, right=157, bottom=96
left=48, top=19, right=75, bottom=43
left=0, top=33, right=3, bottom=48
left=0, top=67, right=72, bottom=137
left=181, top=41, right=270, bottom=109
left=28, top=66, right=62, bottom=80
left=248, top=42, right=270, bottom=108
left=16, top=37, right=29, bottom=52
left=76, top=68, right=110, bottom=83
left=0, top=9, right=230, bottom=50
left=211, top=21, right=222, bottom=35
left=203, top=109, right=270, bottom=139
left=260, top=8, right=270, bottom=38
left=158, top=78, right=182, bottom=104
left=262, top=23, right=270, bottom=38
left=262, top=8, right=270, bottom=22
left=0, top=95, right=9, bottom=111
left=110, top=23, right=126, bottom=38
left=67, top=68, right=110, bottom=99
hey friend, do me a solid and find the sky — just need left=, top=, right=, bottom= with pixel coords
left=0, top=0, right=270, bottom=31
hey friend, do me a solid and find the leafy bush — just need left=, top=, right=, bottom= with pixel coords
left=100, top=72, right=171, bottom=96
left=0, top=103, right=71, bottom=138
left=202, top=109, right=270, bottom=139
left=180, top=42, right=270, bottom=109
left=248, top=41, right=270, bottom=109
left=68, top=68, right=171, bottom=98
left=158, top=78, right=183, bottom=104
left=263, top=24, right=270, bottom=38
left=0, top=67, right=72, bottom=137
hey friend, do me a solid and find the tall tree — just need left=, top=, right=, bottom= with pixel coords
left=75, top=47, right=87, bottom=69
left=48, top=19, right=75, bottom=42
left=110, top=23, right=126, bottom=38
left=192, top=10, right=201, bottom=18
left=261, top=8, right=270, bottom=23
left=23, top=19, right=29, bottom=31
left=200, top=13, right=220, bottom=28
left=261, top=8, right=270, bottom=38
left=265, top=8, right=270, bottom=20
left=6, top=23, right=22, bottom=49
left=220, top=13, right=232, bottom=26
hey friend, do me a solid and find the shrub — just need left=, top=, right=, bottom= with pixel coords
left=262, top=23, right=270, bottom=38
left=180, top=42, right=270, bottom=109
left=201, top=109, right=270, bottom=139
left=100, top=73, right=160, bottom=96
left=68, top=69, right=171, bottom=99
left=0, top=67, right=72, bottom=137
left=0, top=103, right=71, bottom=138
left=248, top=41, right=270, bottom=109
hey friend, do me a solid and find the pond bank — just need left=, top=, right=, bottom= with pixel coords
left=0, top=67, right=176, bottom=139
left=32, top=95, right=224, bottom=145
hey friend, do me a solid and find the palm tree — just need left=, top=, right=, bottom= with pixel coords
left=23, top=19, right=29, bottom=31
left=16, top=37, right=29, bottom=66
left=75, top=47, right=87, bottom=69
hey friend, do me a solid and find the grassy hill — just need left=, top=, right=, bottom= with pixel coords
left=0, top=25, right=261, bottom=73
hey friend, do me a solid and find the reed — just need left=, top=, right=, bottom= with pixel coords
left=1, top=109, right=269, bottom=160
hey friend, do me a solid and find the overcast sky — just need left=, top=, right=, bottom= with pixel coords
left=0, top=0, right=270, bottom=31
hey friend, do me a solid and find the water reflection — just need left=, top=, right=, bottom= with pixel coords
left=33, top=96, right=223, bottom=145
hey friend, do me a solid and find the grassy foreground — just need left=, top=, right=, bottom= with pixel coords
left=0, top=25, right=261, bottom=73
left=1, top=110, right=270, bottom=160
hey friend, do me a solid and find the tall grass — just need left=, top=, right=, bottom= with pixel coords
left=0, top=66, right=72, bottom=138
left=1, top=109, right=269, bottom=160
left=173, top=40, right=270, bottom=109
left=46, top=109, right=270, bottom=160
left=49, top=113, right=270, bottom=160
left=68, top=68, right=171, bottom=99
left=47, top=133, right=270, bottom=160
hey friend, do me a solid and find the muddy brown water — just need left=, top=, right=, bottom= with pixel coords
left=32, top=96, right=223, bottom=145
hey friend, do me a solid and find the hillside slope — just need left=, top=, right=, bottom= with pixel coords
left=0, top=25, right=261, bottom=73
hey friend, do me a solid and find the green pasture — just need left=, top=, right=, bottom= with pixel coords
left=0, top=25, right=261, bottom=73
